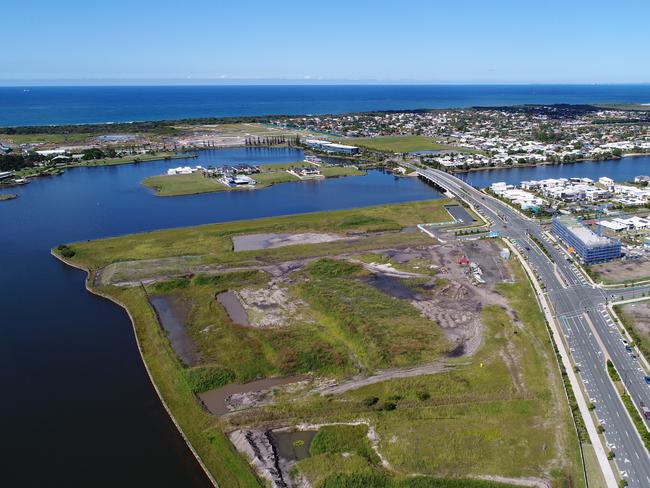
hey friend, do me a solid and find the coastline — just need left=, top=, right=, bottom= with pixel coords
left=50, top=249, right=221, bottom=488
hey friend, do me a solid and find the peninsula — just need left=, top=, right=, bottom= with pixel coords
left=54, top=197, right=587, bottom=488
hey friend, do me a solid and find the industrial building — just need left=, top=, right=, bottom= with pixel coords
left=304, top=139, right=359, bottom=155
left=552, top=215, right=621, bottom=264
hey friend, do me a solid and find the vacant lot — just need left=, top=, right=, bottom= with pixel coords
left=143, top=172, right=228, bottom=196
left=341, top=136, right=478, bottom=154
left=589, top=257, right=650, bottom=284
left=617, top=301, right=650, bottom=362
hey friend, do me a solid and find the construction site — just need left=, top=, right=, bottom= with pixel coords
left=60, top=197, right=585, bottom=488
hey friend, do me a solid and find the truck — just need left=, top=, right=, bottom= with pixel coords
left=640, top=402, right=650, bottom=420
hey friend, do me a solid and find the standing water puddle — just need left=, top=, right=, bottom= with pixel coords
left=198, top=376, right=302, bottom=415
left=269, top=430, right=317, bottom=461
left=217, top=291, right=250, bottom=326
left=362, top=274, right=418, bottom=300
left=149, top=295, right=199, bottom=366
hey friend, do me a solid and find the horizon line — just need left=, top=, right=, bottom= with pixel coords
left=1, top=79, right=650, bottom=88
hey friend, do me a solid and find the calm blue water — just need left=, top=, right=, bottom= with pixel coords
left=2, top=84, right=650, bottom=126
left=0, top=147, right=440, bottom=487
left=460, top=156, right=650, bottom=188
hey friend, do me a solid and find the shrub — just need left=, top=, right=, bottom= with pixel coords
left=307, top=259, right=362, bottom=279
left=56, top=244, right=75, bottom=258
left=153, top=278, right=190, bottom=292
left=184, top=366, right=235, bottom=393
left=362, top=396, right=379, bottom=407
left=416, top=391, right=430, bottom=401
left=382, top=401, right=397, bottom=411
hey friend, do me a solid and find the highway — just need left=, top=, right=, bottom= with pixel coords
left=409, top=165, right=650, bottom=487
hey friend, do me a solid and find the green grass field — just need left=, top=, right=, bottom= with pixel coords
left=252, top=171, right=300, bottom=185
left=298, top=259, right=449, bottom=370
left=259, top=161, right=313, bottom=171
left=142, top=172, right=228, bottom=196
left=321, top=166, right=365, bottom=177
left=64, top=198, right=453, bottom=269
left=341, top=136, right=479, bottom=154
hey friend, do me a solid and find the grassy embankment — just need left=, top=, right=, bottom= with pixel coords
left=340, top=135, right=481, bottom=154
left=70, top=152, right=191, bottom=167
left=142, top=161, right=365, bottom=197
left=54, top=199, right=453, bottom=486
left=227, top=261, right=586, bottom=487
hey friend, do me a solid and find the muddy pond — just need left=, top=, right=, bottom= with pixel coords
left=149, top=294, right=200, bottom=366
left=198, top=376, right=302, bottom=415
left=217, top=291, right=250, bottom=326
left=269, top=430, right=317, bottom=461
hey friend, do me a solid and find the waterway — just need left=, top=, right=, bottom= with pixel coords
left=458, top=155, right=650, bottom=188
left=2, top=148, right=649, bottom=486
left=0, top=147, right=439, bottom=487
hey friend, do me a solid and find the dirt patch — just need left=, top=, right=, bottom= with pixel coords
left=591, top=256, right=650, bottom=283
left=237, top=282, right=307, bottom=328
left=312, top=361, right=451, bottom=396
left=232, top=232, right=348, bottom=252
left=408, top=239, right=514, bottom=357
left=621, top=301, right=650, bottom=339
left=230, top=429, right=288, bottom=488
left=149, top=294, right=200, bottom=366
left=412, top=282, right=483, bottom=356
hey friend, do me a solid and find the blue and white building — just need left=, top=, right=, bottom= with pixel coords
left=552, top=215, right=621, bottom=264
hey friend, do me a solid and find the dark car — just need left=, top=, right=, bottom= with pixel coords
left=645, top=376, right=650, bottom=385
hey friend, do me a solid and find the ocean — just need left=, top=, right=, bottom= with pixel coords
left=1, top=84, right=649, bottom=127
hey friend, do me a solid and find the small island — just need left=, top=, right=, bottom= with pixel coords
left=0, top=193, right=17, bottom=201
left=142, top=161, right=365, bottom=197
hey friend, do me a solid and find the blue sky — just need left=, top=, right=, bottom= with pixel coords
left=2, top=0, right=649, bottom=84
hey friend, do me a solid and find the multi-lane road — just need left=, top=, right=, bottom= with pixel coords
left=410, top=165, right=650, bottom=487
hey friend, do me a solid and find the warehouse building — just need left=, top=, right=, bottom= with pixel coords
left=552, top=215, right=621, bottom=264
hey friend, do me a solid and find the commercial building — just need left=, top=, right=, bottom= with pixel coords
left=552, top=215, right=621, bottom=264
left=304, top=139, right=359, bottom=155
